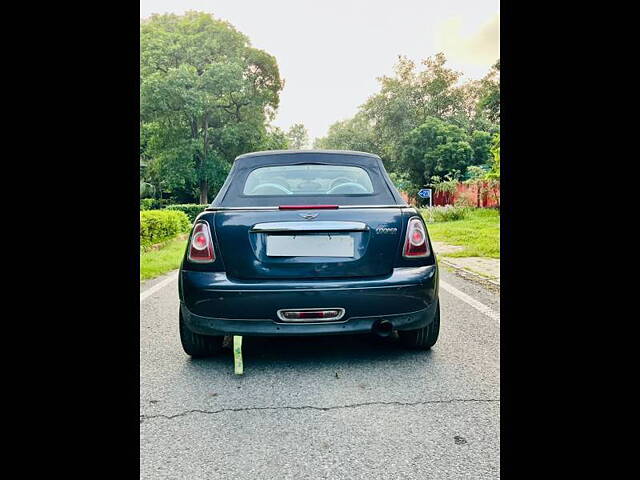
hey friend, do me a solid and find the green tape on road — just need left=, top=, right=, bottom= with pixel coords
left=233, top=335, right=243, bottom=375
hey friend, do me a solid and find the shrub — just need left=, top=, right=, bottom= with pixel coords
left=422, top=205, right=469, bottom=223
left=165, top=204, right=209, bottom=223
left=140, top=198, right=169, bottom=210
left=140, top=210, right=191, bottom=249
left=140, top=198, right=155, bottom=210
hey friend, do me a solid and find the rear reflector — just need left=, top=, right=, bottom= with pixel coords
left=278, top=205, right=339, bottom=210
left=277, top=308, right=345, bottom=322
left=188, top=221, right=215, bottom=263
left=403, top=217, right=429, bottom=258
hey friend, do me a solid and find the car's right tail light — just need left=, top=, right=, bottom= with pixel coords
left=188, top=221, right=215, bottom=263
left=403, top=217, right=430, bottom=258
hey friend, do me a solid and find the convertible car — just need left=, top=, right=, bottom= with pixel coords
left=178, top=150, right=439, bottom=356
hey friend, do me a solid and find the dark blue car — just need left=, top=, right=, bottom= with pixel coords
left=178, top=150, right=439, bottom=356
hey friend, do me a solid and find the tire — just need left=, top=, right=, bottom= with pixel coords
left=398, top=300, right=440, bottom=350
left=179, top=309, right=224, bottom=357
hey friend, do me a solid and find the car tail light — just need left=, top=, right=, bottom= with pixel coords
left=188, top=222, right=215, bottom=263
left=403, top=217, right=429, bottom=258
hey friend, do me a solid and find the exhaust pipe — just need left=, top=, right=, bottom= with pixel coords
left=372, top=319, right=393, bottom=337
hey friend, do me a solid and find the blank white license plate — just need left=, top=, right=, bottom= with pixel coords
left=266, top=235, right=354, bottom=257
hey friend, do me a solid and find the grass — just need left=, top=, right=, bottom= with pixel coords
left=422, top=208, right=500, bottom=258
left=140, top=235, right=188, bottom=281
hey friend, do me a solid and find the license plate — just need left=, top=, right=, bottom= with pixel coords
left=266, top=235, right=354, bottom=257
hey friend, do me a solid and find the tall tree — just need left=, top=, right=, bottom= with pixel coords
left=313, top=112, right=378, bottom=153
left=469, top=130, right=494, bottom=166
left=286, top=123, right=309, bottom=149
left=478, top=60, right=500, bottom=124
left=303, top=52, right=499, bottom=197
left=400, top=117, right=475, bottom=189
left=260, top=126, right=290, bottom=150
left=140, top=12, right=284, bottom=203
left=361, top=53, right=466, bottom=165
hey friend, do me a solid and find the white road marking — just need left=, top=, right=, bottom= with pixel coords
left=439, top=280, right=500, bottom=322
left=140, top=272, right=178, bottom=303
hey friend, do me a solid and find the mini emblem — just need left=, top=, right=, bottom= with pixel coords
left=376, top=226, right=398, bottom=234
left=298, top=213, right=319, bottom=220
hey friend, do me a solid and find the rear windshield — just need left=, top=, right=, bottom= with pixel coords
left=243, top=165, right=374, bottom=196
left=212, top=152, right=404, bottom=207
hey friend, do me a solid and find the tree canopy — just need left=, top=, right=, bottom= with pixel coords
left=140, top=12, right=284, bottom=203
left=313, top=113, right=377, bottom=153
left=286, top=123, right=309, bottom=149
left=139, top=15, right=499, bottom=204
left=400, top=117, right=474, bottom=188
left=314, top=53, right=500, bottom=194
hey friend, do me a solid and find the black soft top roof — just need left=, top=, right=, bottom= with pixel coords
left=234, top=149, right=382, bottom=161
left=211, top=150, right=405, bottom=207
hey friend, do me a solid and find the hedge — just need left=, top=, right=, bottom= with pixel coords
left=140, top=198, right=170, bottom=210
left=140, top=198, right=156, bottom=210
left=165, top=204, right=209, bottom=223
left=140, top=210, right=191, bottom=249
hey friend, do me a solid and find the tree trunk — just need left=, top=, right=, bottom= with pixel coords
left=199, top=180, right=208, bottom=204
left=199, top=114, right=209, bottom=204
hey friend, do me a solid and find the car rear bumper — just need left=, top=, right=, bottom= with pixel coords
left=180, top=265, right=438, bottom=336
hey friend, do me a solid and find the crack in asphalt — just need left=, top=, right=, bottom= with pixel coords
left=140, top=398, right=500, bottom=424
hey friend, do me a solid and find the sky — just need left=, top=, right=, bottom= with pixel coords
left=140, top=0, right=499, bottom=141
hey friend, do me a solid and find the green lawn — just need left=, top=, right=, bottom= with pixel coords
left=422, top=208, right=500, bottom=258
left=140, top=236, right=188, bottom=281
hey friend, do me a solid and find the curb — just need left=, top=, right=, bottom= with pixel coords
left=439, top=258, right=500, bottom=288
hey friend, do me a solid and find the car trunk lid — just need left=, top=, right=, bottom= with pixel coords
left=213, top=207, right=404, bottom=280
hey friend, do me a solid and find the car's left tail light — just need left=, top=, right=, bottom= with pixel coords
left=403, top=217, right=430, bottom=258
left=188, top=221, right=215, bottom=263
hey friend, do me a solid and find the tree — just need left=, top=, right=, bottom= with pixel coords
left=139, top=158, right=155, bottom=199
left=360, top=53, right=467, bottom=166
left=140, top=12, right=284, bottom=203
left=478, top=60, right=500, bottom=123
left=466, top=133, right=500, bottom=208
left=469, top=130, right=494, bottom=166
left=314, top=55, right=497, bottom=191
left=487, top=133, right=500, bottom=180
left=400, top=117, right=474, bottom=188
left=452, top=79, right=498, bottom=134
left=260, top=126, right=289, bottom=151
left=286, top=123, right=309, bottom=149
left=313, top=112, right=378, bottom=153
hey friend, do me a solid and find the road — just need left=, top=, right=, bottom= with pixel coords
left=140, top=268, right=500, bottom=479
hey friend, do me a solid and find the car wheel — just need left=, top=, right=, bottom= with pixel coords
left=179, top=309, right=224, bottom=357
left=398, top=300, right=440, bottom=350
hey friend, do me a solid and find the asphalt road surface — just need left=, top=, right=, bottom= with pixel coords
left=140, top=268, right=500, bottom=479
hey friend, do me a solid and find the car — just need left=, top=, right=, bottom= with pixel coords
left=178, top=149, right=439, bottom=356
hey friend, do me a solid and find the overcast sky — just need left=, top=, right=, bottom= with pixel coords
left=140, top=0, right=499, bottom=140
